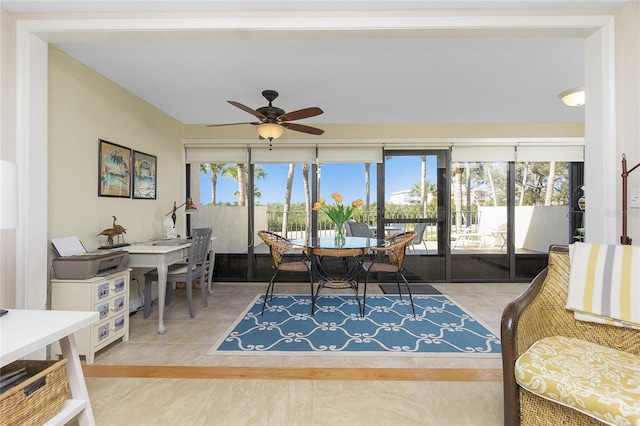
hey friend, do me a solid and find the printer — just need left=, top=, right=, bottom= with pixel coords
left=51, top=236, right=129, bottom=280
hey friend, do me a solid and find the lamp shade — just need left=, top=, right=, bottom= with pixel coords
left=559, top=87, right=585, bottom=106
left=0, top=160, right=18, bottom=229
left=256, top=123, right=285, bottom=140
left=185, top=197, right=197, bottom=213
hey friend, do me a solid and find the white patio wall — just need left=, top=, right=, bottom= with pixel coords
left=191, top=205, right=268, bottom=253
left=478, top=206, right=570, bottom=253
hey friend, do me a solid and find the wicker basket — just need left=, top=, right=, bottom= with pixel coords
left=0, top=359, right=69, bottom=426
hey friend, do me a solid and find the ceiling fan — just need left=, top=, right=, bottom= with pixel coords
left=207, top=90, right=324, bottom=149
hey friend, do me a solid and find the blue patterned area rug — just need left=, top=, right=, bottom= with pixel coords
left=207, top=294, right=501, bottom=356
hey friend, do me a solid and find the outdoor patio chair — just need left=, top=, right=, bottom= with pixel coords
left=257, top=230, right=313, bottom=315
left=345, top=221, right=371, bottom=237
left=360, top=231, right=417, bottom=316
left=409, top=222, right=428, bottom=253
left=143, top=226, right=212, bottom=319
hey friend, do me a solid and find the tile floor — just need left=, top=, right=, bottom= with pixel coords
left=84, top=281, right=528, bottom=425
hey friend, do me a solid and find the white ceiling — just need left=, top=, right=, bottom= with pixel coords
left=1, top=0, right=613, bottom=128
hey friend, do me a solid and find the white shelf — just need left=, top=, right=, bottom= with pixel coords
left=44, top=400, right=87, bottom=426
left=0, top=309, right=98, bottom=425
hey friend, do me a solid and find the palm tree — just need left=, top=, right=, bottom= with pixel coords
left=519, top=162, right=530, bottom=207
left=302, top=163, right=311, bottom=235
left=199, top=163, right=226, bottom=204
left=223, top=164, right=267, bottom=206
left=420, top=155, right=426, bottom=218
left=411, top=180, right=436, bottom=219
left=545, top=161, right=556, bottom=206
left=364, top=163, right=371, bottom=223
left=282, top=164, right=295, bottom=237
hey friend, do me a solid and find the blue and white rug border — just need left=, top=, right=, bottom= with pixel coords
left=207, top=293, right=501, bottom=357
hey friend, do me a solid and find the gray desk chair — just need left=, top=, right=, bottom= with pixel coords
left=144, top=227, right=212, bottom=319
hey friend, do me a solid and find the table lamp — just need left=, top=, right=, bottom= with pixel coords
left=165, top=197, right=197, bottom=227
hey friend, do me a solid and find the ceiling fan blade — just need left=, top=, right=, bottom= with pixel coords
left=277, top=107, right=323, bottom=122
left=228, top=101, right=267, bottom=121
left=206, top=122, right=259, bottom=127
left=283, top=122, right=325, bottom=135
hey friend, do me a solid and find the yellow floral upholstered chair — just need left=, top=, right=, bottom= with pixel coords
left=501, top=245, right=640, bottom=426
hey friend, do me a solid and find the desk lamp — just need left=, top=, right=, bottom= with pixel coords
left=166, top=197, right=197, bottom=227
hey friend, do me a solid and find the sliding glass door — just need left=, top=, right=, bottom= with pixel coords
left=450, top=160, right=510, bottom=281
left=382, top=150, right=448, bottom=282
left=188, top=145, right=578, bottom=283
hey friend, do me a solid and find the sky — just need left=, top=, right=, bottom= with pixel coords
left=199, top=156, right=438, bottom=205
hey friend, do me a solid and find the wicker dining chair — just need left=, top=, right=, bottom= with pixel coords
left=257, top=230, right=313, bottom=315
left=361, top=231, right=417, bottom=316
left=310, top=245, right=367, bottom=316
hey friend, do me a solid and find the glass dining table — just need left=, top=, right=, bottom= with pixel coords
left=290, top=236, right=386, bottom=315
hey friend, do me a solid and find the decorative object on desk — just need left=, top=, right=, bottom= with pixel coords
left=166, top=197, right=197, bottom=227
left=98, top=139, right=131, bottom=198
left=313, top=192, right=363, bottom=247
left=621, top=153, right=640, bottom=245
left=163, top=217, right=178, bottom=239
left=97, top=215, right=127, bottom=246
left=208, top=294, right=501, bottom=356
left=132, top=150, right=157, bottom=199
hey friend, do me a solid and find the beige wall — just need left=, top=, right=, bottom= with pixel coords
left=616, top=1, right=640, bottom=243
left=48, top=47, right=184, bottom=252
left=46, top=47, right=184, bottom=306
left=0, top=9, right=17, bottom=308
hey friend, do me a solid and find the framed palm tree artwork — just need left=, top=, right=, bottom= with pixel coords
left=132, top=150, right=157, bottom=199
left=98, top=139, right=131, bottom=198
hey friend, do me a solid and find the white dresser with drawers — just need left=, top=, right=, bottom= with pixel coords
left=51, top=268, right=131, bottom=364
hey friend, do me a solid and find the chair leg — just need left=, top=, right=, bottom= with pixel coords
left=398, top=271, right=416, bottom=317
left=361, top=273, right=370, bottom=317
left=200, top=271, right=208, bottom=308
left=143, top=276, right=153, bottom=319
left=261, top=272, right=278, bottom=315
left=308, top=268, right=315, bottom=316
left=184, top=271, right=195, bottom=318
left=186, top=284, right=195, bottom=318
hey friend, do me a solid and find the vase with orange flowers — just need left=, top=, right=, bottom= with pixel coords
left=313, top=192, right=364, bottom=247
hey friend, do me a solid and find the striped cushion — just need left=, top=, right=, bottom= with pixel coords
left=516, top=336, right=640, bottom=426
left=566, top=243, right=640, bottom=329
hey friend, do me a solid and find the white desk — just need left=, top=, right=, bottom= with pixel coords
left=0, top=309, right=99, bottom=425
left=124, top=242, right=190, bottom=334
left=124, top=238, right=216, bottom=334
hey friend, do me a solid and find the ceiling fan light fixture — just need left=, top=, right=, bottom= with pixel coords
left=256, top=123, right=284, bottom=141
left=559, top=87, right=585, bottom=106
